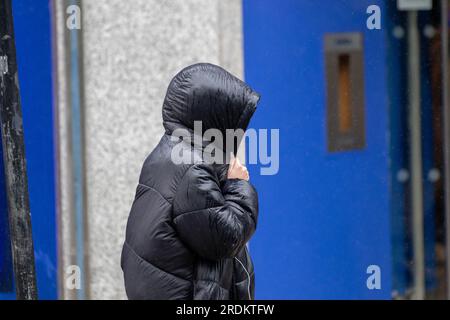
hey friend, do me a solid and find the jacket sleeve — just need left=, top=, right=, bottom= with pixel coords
left=172, top=164, right=258, bottom=261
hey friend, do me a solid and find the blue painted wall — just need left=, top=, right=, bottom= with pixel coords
left=243, top=0, right=392, bottom=299
left=9, top=0, right=58, bottom=299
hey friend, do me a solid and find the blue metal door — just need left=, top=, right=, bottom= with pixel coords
left=243, top=0, right=392, bottom=299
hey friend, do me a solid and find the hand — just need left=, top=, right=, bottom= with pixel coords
left=227, top=154, right=249, bottom=181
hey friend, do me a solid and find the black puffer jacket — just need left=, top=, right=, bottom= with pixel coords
left=121, top=63, right=260, bottom=300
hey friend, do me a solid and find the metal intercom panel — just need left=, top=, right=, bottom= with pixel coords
left=324, top=32, right=366, bottom=152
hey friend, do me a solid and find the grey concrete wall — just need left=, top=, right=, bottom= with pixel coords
left=55, top=0, right=244, bottom=299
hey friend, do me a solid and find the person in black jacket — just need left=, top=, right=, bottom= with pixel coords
left=121, top=63, right=260, bottom=300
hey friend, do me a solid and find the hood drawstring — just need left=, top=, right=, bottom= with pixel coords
left=234, top=256, right=252, bottom=300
